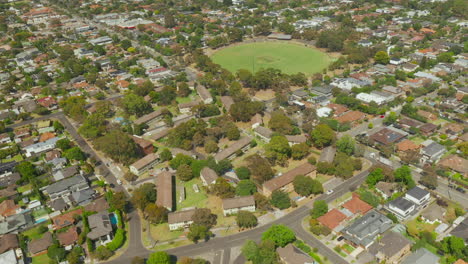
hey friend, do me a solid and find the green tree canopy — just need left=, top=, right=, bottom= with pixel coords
left=147, top=251, right=171, bottom=264
left=270, top=190, right=291, bottom=209
left=261, top=225, right=296, bottom=247
left=311, top=124, right=335, bottom=149
left=236, top=180, right=257, bottom=196
left=310, top=200, right=328, bottom=219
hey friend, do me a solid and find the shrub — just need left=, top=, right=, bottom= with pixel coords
left=106, top=229, right=126, bottom=251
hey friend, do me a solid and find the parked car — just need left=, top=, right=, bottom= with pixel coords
left=456, top=187, right=466, bottom=193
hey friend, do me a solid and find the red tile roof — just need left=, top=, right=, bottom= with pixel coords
left=317, top=209, right=347, bottom=230
left=52, top=209, right=83, bottom=230
left=57, top=227, right=78, bottom=246
left=342, top=194, right=373, bottom=215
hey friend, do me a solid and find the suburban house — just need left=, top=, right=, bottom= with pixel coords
left=0, top=213, right=32, bottom=235
left=0, top=172, right=20, bottom=188
left=262, top=163, right=316, bottom=196
left=319, top=146, right=336, bottom=163
left=419, top=123, right=438, bottom=136
left=317, top=208, right=348, bottom=231
left=196, top=85, right=213, bottom=104
left=370, top=127, right=408, bottom=146
left=57, top=226, right=79, bottom=249
left=0, top=200, right=19, bottom=220
left=52, top=165, right=79, bottom=182
left=254, top=126, right=273, bottom=142
left=375, top=182, right=398, bottom=199
left=285, top=135, right=307, bottom=146
left=420, top=140, right=446, bottom=163
left=132, top=136, right=154, bottom=155
left=0, top=234, right=19, bottom=255
left=341, top=210, right=393, bottom=249
left=129, top=153, right=160, bottom=175
left=156, top=172, right=173, bottom=211
left=168, top=208, right=196, bottom=231
left=220, top=96, right=234, bottom=111
left=335, top=110, right=366, bottom=125
left=342, top=194, right=373, bottom=216
left=405, top=187, right=430, bottom=206
left=29, top=232, right=53, bottom=256
left=43, top=174, right=90, bottom=204
left=450, top=217, right=468, bottom=243
left=368, top=231, right=411, bottom=264
left=222, top=195, right=256, bottom=216
left=52, top=209, right=83, bottom=230
left=387, top=196, right=416, bottom=220
left=396, top=140, right=420, bottom=152
left=133, top=109, right=163, bottom=127
left=200, top=167, right=218, bottom=186
left=24, top=137, right=60, bottom=157
left=277, top=244, right=315, bottom=264
left=87, top=211, right=114, bottom=246
left=438, top=155, right=468, bottom=174
left=178, top=100, right=200, bottom=114
left=401, top=248, right=439, bottom=264
left=214, top=136, right=252, bottom=162
left=420, top=203, right=446, bottom=224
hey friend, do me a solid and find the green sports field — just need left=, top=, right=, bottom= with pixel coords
left=211, top=41, right=330, bottom=75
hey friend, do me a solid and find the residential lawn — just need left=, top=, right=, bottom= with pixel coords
left=2, top=154, right=23, bottom=163
left=32, top=208, right=49, bottom=218
left=152, top=239, right=191, bottom=251
left=150, top=223, right=184, bottom=242
left=406, top=218, right=439, bottom=236
left=316, top=174, right=332, bottom=184
left=22, top=221, right=50, bottom=240
left=176, top=178, right=208, bottom=210
left=176, top=92, right=197, bottom=104
left=205, top=195, right=236, bottom=228
left=211, top=42, right=331, bottom=75
left=445, top=202, right=464, bottom=223
left=409, top=136, right=425, bottom=145
left=342, top=244, right=355, bottom=253
left=32, top=254, right=50, bottom=264
left=17, top=184, right=32, bottom=194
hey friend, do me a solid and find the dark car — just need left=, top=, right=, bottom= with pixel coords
left=456, top=187, right=466, bottom=193
left=337, top=236, right=344, bottom=241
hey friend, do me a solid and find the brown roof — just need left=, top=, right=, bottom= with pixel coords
left=0, top=234, right=19, bottom=254
left=421, top=203, right=446, bottom=222
left=45, top=149, right=61, bottom=161
left=263, top=163, right=316, bottom=194
left=454, top=260, right=468, bottom=264
left=335, top=111, right=366, bottom=124
left=375, top=181, right=397, bottom=197
left=168, top=208, right=197, bottom=224
left=200, top=167, right=218, bottom=185
left=254, top=126, right=273, bottom=139
left=399, top=117, right=423, bottom=128
left=417, top=110, right=437, bottom=120
left=149, top=128, right=170, bottom=141
left=134, top=109, right=163, bottom=125
left=328, top=104, right=348, bottom=116
left=342, top=194, right=373, bottom=215
left=370, top=127, right=406, bottom=145
left=57, top=226, right=78, bottom=246
left=277, top=244, right=315, bottom=264
left=130, top=153, right=159, bottom=171
left=132, top=136, right=153, bottom=149
left=52, top=209, right=82, bottom=230
left=285, top=135, right=307, bottom=144
left=222, top=195, right=255, bottom=210
left=396, top=139, right=420, bottom=152
left=439, top=155, right=468, bottom=174
left=196, top=85, right=212, bottom=101
left=0, top=200, right=18, bottom=217
left=214, top=137, right=252, bottom=162
left=29, top=232, right=53, bottom=255
left=419, top=123, right=438, bottom=134
left=156, top=172, right=173, bottom=210
left=84, top=197, right=110, bottom=212
left=220, top=96, right=234, bottom=111
left=317, top=209, right=347, bottom=230
left=178, top=100, right=200, bottom=110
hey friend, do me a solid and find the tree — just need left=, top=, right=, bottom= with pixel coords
left=261, top=225, right=296, bottom=247
left=160, top=148, right=172, bottom=162
left=192, top=208, right=217, bottom=228
left=254, top=193, right=271, bottom=211
left=94, top=246, right=113, bottom=260
left=147, top=251, right=170, bottom=264
left=144, top=204, right=168, bottom=224
left=48, top=244, right=66, bottom=261
left=236, top=211, right=258, bottom=228
left=242, top=240, right=278, bottom=264
left=236, top=180, right=257, bottom=196
left=420, top=170, right=438, bottom=190
left=394, top=165, right=415, bottom=188
left=131, top=183, right=157, bottom=210
left=53, top=121, right=64, bottom=132
left=310, top=124, right=335, bottom=148
left=56, top=138, right=72, bottom=150
left=108, top=191, right=127, bottom=212
left=266, top=135, right=291, bottom=163
left=64, top=147, right=86, bottom=161
left=15, top=161, right=37, bottom=180
left=335, top=161, right=354, bottom=179
left=67, top=246, right=83, bottom=264
left=374, top=51, right=390, bottom=64
left=336, top=135, right=355, bottom=155
left=310, top=200, right=328, bottom=219
left=210, top=178, right=235, bottom=198
left=124, top=172, right=138, bottom=182
left=383, top=112, right=398, bottom=125
left=121, top=93, right=152, bottom=117
left=235, top=167, right=251, bottom=180
left=366, top=168, right=384, bottom=187
left=291, top=143, right=310, bottom=160
left=242, top=240, right=259, bottom=261
left=187, top=224, right=212, bottom=243
left=270, top=190, right=291, bottom=209
left=269, top=111, right=294, bottom=135
left=440, top=236, right=465, bottom=259
left=204, top=140, right=219, bottom=153
left=293, top=175, right=322, bottom=197
left=177, top=164, right=194, bottom=181
left=246, top=154, right=274, bottom=184
left=169, top=154, right=193, bottom=169
left=60, top=96, right=88, bottom=122
left=94, top=130, right=142, bottom=165
left=120, top=40, right=132, bottom=50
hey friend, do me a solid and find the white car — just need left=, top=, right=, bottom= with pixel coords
left=326, top=189, right=334, bottom=195
left=116, top=179, right=122, bottom=185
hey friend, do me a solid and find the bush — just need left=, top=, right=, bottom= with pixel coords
left=94, top=245, right=113, bottom=260
left=106, top=229, right=126, bottom=251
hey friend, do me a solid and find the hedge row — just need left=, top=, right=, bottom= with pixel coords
left=106, top=229, right=126, bottom=251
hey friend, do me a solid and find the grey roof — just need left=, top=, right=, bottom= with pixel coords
left=311, top=85, right=332, bottom=95
left=406, top=187, right=429, bottom=200
left=214, top=137, right=252, bottom=162
left=71, top=189, right=94, bottom=205
left=49, top=198, right=67, bottom=212
left=254, top=126, right=273, bottom=139
left=401, top=248, right=439, bottom=264
left=200, top=167, right=218, bottom=185
left=450, top=217, right=468, bottom=242
left=53, top=165, right=79, bottom=181
left=368, top=231, right=411, bottom=259
left=45, top=175, right=88, bottom=195
left=87, top=211, right=113, bottom=240
left=319, top=146, right=336, bottom=163
left=421, top=142, right=446, bottom=157
left=0, top=173, right=20, bottom=188
left=342, top=210, right=393, bottom=247
left=277, top=244, right=315, bottom=264
left=0, top=213, right=32, bottom=235
left=389, top=197, right=414, bottom=211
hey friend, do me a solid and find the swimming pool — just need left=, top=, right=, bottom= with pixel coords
left=110, top=213, right=118, bottom=225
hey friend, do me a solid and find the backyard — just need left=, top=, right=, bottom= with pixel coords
left=175, top=178, right=208, bottom=210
